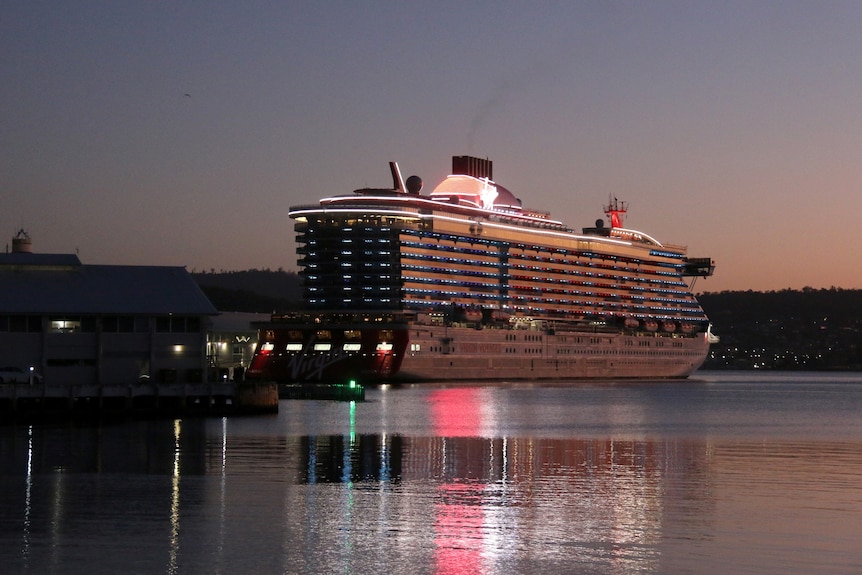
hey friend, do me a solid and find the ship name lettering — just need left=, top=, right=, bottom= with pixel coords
left=287, top=342, right=349, bottom=380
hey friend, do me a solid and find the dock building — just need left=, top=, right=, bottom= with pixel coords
left=0, top=231, right=218, bottom=386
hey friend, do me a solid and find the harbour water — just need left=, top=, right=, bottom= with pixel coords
left=3, top=371, right=862, bottom=574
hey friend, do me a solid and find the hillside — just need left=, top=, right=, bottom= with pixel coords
left=192, top=269, right=302, bottom=313
left=699, top=288, right=862, bottom=370
left=191, top=271, right=862, bottom=370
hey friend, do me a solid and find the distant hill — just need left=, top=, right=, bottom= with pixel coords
left=699, top=288, right=862, bottom=370
left=192, top=269, right=302, bottom=313
left=191, top=271, right=862, bottom=370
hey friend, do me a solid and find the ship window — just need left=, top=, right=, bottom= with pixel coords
left=286, top=343, right=303, bottom=351
left=343, top=343, right=362, bottom=351
left=313, top=343, right=332, bottom=351
left=315, top=330, right=332, bottom=340
left=344, top=330, right=361, bottom=340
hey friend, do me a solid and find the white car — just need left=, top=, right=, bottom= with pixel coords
left=0, top=366, right=41, bottom=384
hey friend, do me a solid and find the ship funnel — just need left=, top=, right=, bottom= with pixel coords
left=11, top=229, right=32, bottom=253
left=389, top=162, right=406, bottom=193
left=452, top=156, right=493, bottom=180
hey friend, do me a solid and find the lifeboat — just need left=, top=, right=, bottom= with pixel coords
left=491, top=309, right=511, bottom=322
left=662, top=321, right=677, bottom=333
left=463, top=308, right=483, bottom=323
left=624, top=317, right=639, bottom=329
left=644, top=320, right=659, bottom=332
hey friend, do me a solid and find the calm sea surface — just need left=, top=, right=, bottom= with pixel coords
left=3, top=371, right=862, bottom=575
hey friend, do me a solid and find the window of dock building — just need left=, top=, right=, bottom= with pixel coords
left=102, top=316, right=136, bottom=333
left=47, top=358, right=97, bottom=367
left=50, top=318, right=79, bottom=333
left=1, top=315, right=42, bottom=332
left=156, top=316, right=203, bottom=333
left=50, top=316, right=95, bottom=333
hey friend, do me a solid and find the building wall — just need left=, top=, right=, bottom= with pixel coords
left=99, top=332, right=153, bottom=383
left=0, top=315, right=210, bottom=385
left=0, top=333, right=42, bottom=373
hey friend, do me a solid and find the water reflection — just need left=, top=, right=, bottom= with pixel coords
left=1, top=422, right=712, bottom=574
left=300, top=434, right=404, bottom=484
left=4, top=376, right=862, bottom=574
left=169, top=420, right=181, bottom=575
left=293, top=427, right=709, bottom=574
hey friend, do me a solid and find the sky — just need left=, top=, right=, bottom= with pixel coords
left=3, top=1, right=862, bottom=293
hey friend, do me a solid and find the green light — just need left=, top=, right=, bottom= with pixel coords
left=349, top=400, right=356, bottom=445
left=349, top=379, right=356, bottom=388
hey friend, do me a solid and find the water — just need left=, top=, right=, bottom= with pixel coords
left=3, top=372, right=862, bottom=574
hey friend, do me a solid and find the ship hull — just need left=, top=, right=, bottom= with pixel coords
left=398, top=326, right=709, bottom=381
left=246, top=316, right=709, bottom=384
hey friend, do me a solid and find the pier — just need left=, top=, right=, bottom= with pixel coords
left=0, top=381, right=278, bottom=421
left=278, top=381, right=366, bottom=402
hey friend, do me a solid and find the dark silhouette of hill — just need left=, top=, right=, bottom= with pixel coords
left=192, top=269, right=302, bottom=313
left=191, top=270, right=862, bottom=370
left=699, top=288, right=862, bottom=370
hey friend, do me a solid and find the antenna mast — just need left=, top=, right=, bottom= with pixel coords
left=604, top=196, right=628, bottom=228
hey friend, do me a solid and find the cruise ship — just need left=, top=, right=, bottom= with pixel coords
left=246, top=156, right=716, bottom=384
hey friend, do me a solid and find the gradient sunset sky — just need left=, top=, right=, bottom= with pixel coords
left=4, top=1, right=862, bottom=293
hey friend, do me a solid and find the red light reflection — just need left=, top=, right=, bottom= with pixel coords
left=434, top=482, right=485, bottom=575
left=429, top=388, right=487, bottom=574
left=429, top=388, right=483, bottom=437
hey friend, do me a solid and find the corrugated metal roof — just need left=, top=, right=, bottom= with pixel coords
left=0, top=262, right=218, bottom=315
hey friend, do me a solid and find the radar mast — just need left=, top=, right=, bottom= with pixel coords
left=604, top=196, right=628, bottom=228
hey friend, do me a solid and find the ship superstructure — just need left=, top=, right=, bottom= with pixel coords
left=247, top=156, right=715, bottom=383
